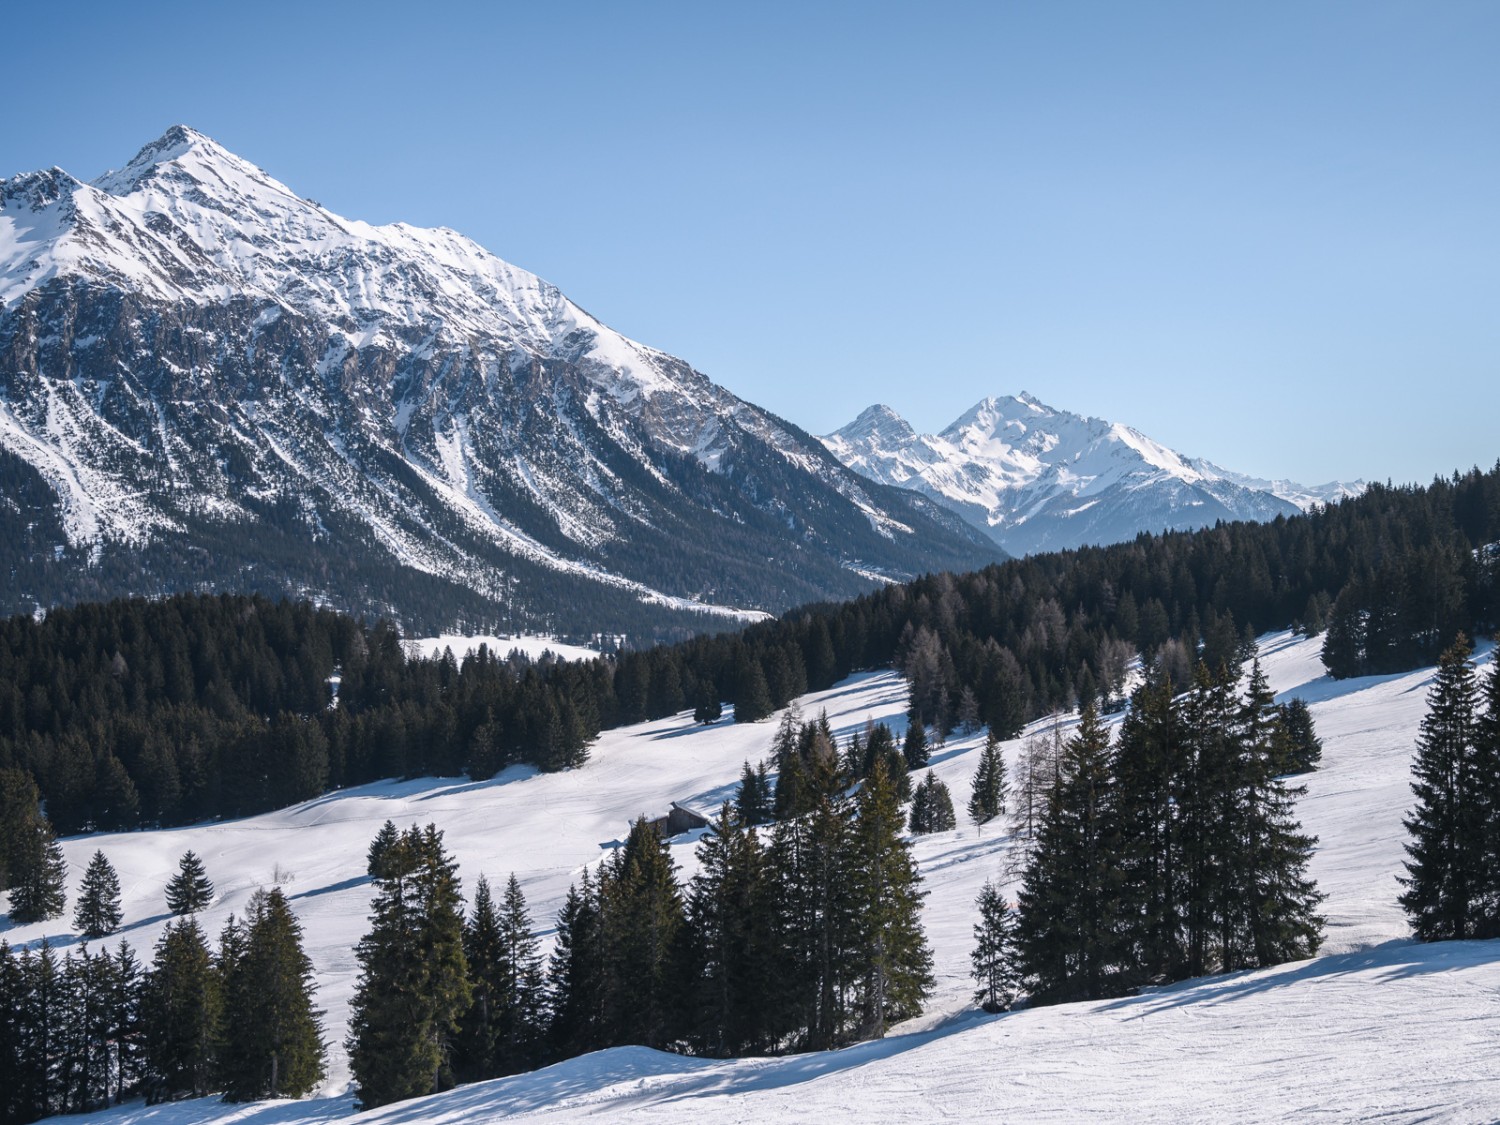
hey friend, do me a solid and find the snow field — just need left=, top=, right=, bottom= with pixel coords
left=11, top=631, right=1500, bottom=1122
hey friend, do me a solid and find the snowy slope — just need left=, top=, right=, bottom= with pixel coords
left=0, top=128, right=998, bottom=634
left=824, top=395, right=1366, bottom=556
left=11, top=631, right=1500, bottom=1122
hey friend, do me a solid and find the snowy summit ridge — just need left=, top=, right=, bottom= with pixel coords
left=823, top=393, right=1365, bottom=556
left=0, top=127, right=997, bottom=631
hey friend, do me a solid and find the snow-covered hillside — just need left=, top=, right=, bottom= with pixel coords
left=0, top=128, right=998, bottom=635
left=10, top=631, right=1497, bottom=1123
left=824, top=395, right=1366, bottom=556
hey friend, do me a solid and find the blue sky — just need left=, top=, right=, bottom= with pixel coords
left=4, top=0, right=1497, bottom=485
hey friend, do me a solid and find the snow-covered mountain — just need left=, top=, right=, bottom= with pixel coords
left=0, top=127, right=997, bottom=636
left=823, top=394, right=1365, bottom=557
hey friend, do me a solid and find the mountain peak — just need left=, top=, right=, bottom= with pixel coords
left=830, top=404, right=917, bottom=446
left=90, top=125, right=258, bottom=196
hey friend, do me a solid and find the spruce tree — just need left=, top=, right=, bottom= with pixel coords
left=346, top=824, right=471, bottom=1108
left=1400, top=635, right=1483, bottom=940
left=142, top=918, right=220, bottom=1102
left=9, top=820, right=67, bottom=924
left=735, top=760, right=773, bottom=826
left=908, top=771, right=957, bottom=834
left=165, top=851, right=214, bottom=916
left=971, top=879, right=1021, bottom=1012
left=686, top=803, right=773, bottom=1056
left=692, top=683, right=723, bottom=725
left=1477, top=658, right=1500, bottom=938
left=458, top=875, right=546, bottom=1080
left=1275, top=698, right=1323, bottom=774
left=967, top=731, right=1008, bottom=832
left=219, top=889, right=326, bottom=1101
left=547, top=866, right=605, bottom=1059
left=902, top=723, right=930, bottom=771
left=1015, top=702, right=1126, bottom=1004
left=850, top=757, right=933, bottom=1038
left=367, top=820, right=400, bottom=879
left=74, top=851, right=123, bottom=939
left=599, top=818, right=687, bottom=1049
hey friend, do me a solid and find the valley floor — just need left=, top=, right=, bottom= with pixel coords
left=12, top=632, right=1500, bottom=1123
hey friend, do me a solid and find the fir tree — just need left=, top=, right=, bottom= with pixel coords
left=547, top=866, right=605, bottom=1059
left=367, top=820, right=399, bottom=880
left=346, top=824, right=471, bottom=1109
left=686, top=803, right=773, bottom=1056
left=902, top=722, right=930, bottom=771
left=967, top=731, right=1008, bottom=832
left=74, top=851, right=123, bottom=940
left=164, top=851, right=214, bottom=916
left=600, top=818, right=687, bottom=1049
left=9, top=820, right=67, bottom=924
left=142, top=918, right=220, bottom=1102
left=1015, top=702, right=1126, bottom=1004
left=735, top=760, right=773, bottom=826
left=849, top=757, right=933, bottom=1038
left=219, top=888, right=326, bottom=1101
left=908, top=771, right=957, bottom=834
left=692, top=683, right=723, bottom=725
left=458, top=875, right=546, bottom=1080
left=1478, top=658, right=1500, bottom=937
left=971, top=879, right=1021, bottom=1012
left=1275, top=698, right=1323, bottom=774
left=1400, top=635, right=1483, bottom=940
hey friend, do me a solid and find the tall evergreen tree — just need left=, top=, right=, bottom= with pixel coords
left=908, top=771, right=957, bottom=834
left=74, top=852, right=123, bottom=940
left=9, top=821, right=67, bottom=924
left=546, top=866, right=605, bottom=1059
left=734, top=760, right=773, bottom=826
left=366, top=820, right=400, bottom=880
left=1015, top=702, right=1126, bottom=1004
left=219, top=889, right=326, bottom=1101
left=458, top=875, right=546, bottom=1080
left=686, top=803, right=773, bottom=1056
left=971, top=879, right=1021, bottom=1012
left=849, top=757, right=933, bottom=1038
left=599, top=818, right=687, bottom=1050
left=164, top=851, right=214, bottom=916
left=346, top=824, right=471, bottom=1109
left=967, top=731, right=1008, bottom=832
left=1400, top=635, right=1483, bottom=940
left=902, top=723, right=930, bottom=771
left=142, top=918, right=220, bottom=1102
left=1476, top=657, right=1500, bottom=936
left=1275, top=698, right=1323, bottom=774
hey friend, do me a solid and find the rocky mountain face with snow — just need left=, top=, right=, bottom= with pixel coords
left=823, top=394, right=1364, bottom=557
left=0, top=127, right=999, bottom=636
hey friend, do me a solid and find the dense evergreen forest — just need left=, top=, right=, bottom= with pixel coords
left=0, top=464, right=1494, bottom=841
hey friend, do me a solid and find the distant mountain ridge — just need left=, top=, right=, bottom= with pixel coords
left=0, top=127, right=999, bottom=636
left=823, top=394, right=1365, bottom=556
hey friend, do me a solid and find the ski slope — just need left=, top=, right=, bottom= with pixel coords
left=10, top=631, right=1500, bottom=1123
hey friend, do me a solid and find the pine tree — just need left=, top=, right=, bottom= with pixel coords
left=9, top=820, right=68, bottom=924
left=692, top=683, right=723, bottom=725
left=458, top=875, right=546, bottom=1080
left=908, top=771, right=957, bottom=834
left=107, top=941, right=145, bottom=1105
left=1015, top=702, right=1126, bottom=1004
left=1275, top=698, right=1323, bottom=774
left=902, top=722, right=930, bottom=771
left=74, top=851, right=123, bottom=939
left=142, top=918, right=220, bottom=1102
left=219, top=888, right=326, bottom=1101
left=1400, top=635, right=1483, bottom=940
left=849, top=757, right=933, bottom=1038
left=346, top=824, right=471, bottom=1109
left=971, top=879, right=1021, bottom=1012
left=367, top=820, right=400, bottom=879
left=686, top=803, right=773, bottom=1056
left=547, top=866, right=605, bottom=1059
left=164, top=851, right=214, bottom=916
left=599, top=818, right=687, bottom=1049
left=967, top=731, right=1008, bottom=832
left=732, top=652, right=774, bottom=724
left=735, top=760, right=773, bottom=826
left=1478, top=658, right=1500, bottom=937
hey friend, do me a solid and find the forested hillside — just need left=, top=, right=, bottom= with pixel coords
left=0, top=466, right=1495, bottom=842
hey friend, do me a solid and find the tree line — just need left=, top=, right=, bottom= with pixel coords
left=0, top=886, right=323, bottom=1125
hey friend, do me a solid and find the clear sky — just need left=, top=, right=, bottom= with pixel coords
left=3, top=0, right=1497, bottom=485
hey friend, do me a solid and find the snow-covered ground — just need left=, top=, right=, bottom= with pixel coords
left=402, top=634, right=606, bottom=664
left=10, top=631, right=1499, bottom=1123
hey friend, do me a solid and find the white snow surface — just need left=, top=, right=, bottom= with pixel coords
left=12, top=631, right=1500, bottom=1123
left=403, top=634, right=605, bottom=664
left=823, top=395, right=1368, bottom=554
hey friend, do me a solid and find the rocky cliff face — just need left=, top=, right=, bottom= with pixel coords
left=0, top=128, right=999, bottom=637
